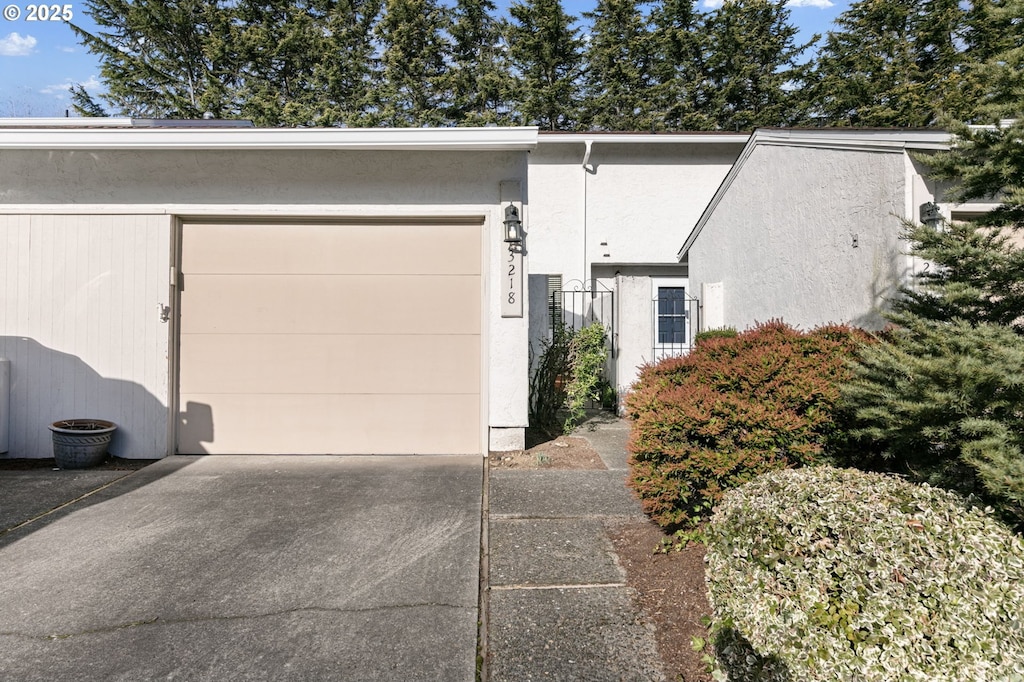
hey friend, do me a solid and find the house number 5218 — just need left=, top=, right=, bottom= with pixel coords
left=502, top=243, right=523, bottom=318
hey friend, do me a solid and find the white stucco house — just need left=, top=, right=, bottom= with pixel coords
left=0, top=121, right=978, bottom=460
left=679, top=127, right=984, bottom=332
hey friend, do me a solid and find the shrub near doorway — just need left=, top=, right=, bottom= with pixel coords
left=626, top=321, right=870, bottom=533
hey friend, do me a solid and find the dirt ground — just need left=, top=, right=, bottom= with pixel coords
left=488, top=431, right=607, bottom=470
left=609, top=521, right=714, bottom=682
left=492, top=428, right=713, bottom=681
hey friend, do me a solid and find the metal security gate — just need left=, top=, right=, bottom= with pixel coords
left=651, top=287, right=700, bottom=361
left=551, top=279, right=616, bottom=406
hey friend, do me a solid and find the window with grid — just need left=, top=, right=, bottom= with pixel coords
left=656, top=286, right=688, bottom=345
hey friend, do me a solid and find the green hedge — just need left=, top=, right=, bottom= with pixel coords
left=706, top=466, right=1024, bottom=681
left=626, top=320, right=870, bottom=531
left=843, top=317, right=1024, bottom=528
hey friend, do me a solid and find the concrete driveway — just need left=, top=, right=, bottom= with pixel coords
left=0, top=455, right=483, bottom=681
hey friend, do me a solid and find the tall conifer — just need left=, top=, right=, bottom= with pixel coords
left=581, top=0, right=654, bottom=131
left=71, top=0, right=238, bottom=118
left=702, top=0, right=812, bottom=130
left=506, top=0, right=585, bottom=130
left=370, top=0, right=451, bottom=126
left=446, top=0, right=513, bottom=125
left=648, top=0, right=713, bottom=130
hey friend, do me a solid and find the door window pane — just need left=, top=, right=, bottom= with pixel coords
left=657, top=287, right=687, bottom=345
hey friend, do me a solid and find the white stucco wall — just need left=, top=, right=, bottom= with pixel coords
left=527, top=138, right=742, bottom=397
left=614, top=274, right=656, bottom=395
left=688, top=144, right=907, bottom=331
left=0, top=147, right=529, bottom=456
left=528, top=140, right=744, bottom=282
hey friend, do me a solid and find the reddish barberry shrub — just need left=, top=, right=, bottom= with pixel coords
left=625, top=320, right=872, bottom=530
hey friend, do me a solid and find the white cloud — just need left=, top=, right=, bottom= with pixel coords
left=788, top=0, right=834, bottom=8
left=702, top=0, right=724, bottom=7
left=39, top=76, right=102, bottom=99
left=59, top=46, right=77, bottom=53
left=0, top=32, right=37, bottom=57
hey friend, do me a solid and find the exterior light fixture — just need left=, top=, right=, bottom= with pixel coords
left=919, top=202, right=942, bottom=228
left=503, top=204, right=523, bottom=244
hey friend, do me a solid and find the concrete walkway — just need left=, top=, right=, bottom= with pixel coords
left=0, top=455, right=482, bottom=681
left=485, top=417, right=666, bottom=681
left=1, top=417, right=659, bottom=681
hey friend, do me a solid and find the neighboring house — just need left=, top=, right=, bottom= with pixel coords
left=679, top=127, right=990, bottom=333
left=0, top=122, right=986, bottom=460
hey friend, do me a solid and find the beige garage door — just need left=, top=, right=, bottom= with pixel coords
left=178, top=221, right=482, bottom=455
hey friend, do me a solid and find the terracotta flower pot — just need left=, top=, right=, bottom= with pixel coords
left=48, top=419, right=117, bottom=469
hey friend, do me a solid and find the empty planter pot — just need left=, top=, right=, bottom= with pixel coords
left=49, top=419, right=117, bottom=469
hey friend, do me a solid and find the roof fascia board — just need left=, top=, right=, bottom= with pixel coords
left=0, top=117, right=134, bottom=128
left=676, top=128, right=953, bottom=260
left=753, top=128, right=951, bottom=152
left=538, top=133, right=749, bottom=145
left=0, top=126, right=539, bottom=151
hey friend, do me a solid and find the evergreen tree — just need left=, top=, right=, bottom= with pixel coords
left=895, top=219, right=1024, bottom=331
left=648, top=0, right=713, bottom=130
left=580, top=0, right=655, bottom=131
left=317, top=0, right=383, bottom=126
left=806, top=0, right=971, bottom=126
left=233, top=1, right=330, bottom=126
left=506, top=0, right=585, bottom=130
left=844, top=317, right=1024, bottom=525
left=842, top=0, right=1024, bottom=527
left=701, top=0, right=812, bottom=130
left=233, top=0, right=380, bottom=127
left=370, top=0, right=451, bottom=126
left=70, top=0, right=238, bottom=118
left=446, top=0, right=512, bottom=125
left=928, top=0, right=1024, bottom=225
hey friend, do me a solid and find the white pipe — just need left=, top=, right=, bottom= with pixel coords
left=0, top=358, right=9, bottom=453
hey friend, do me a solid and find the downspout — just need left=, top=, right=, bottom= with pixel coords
left=582, top=139, right=593, bottom=285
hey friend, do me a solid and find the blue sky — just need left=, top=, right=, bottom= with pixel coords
left=0, top=0, right=850, bottom=117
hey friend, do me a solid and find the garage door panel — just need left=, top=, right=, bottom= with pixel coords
left=179, top=334, right=480, bottom=395
left=180, top=274, right=480, bottom=335
left=179, top=221, right=482, bottom=455
left=178, top=394, right=480, bottom=455
left=183, top=223, right=482, bottom=275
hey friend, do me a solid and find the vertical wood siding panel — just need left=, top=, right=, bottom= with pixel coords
left=0, top=213, right=170, bottom=458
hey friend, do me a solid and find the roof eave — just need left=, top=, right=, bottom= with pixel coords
left=0, top=126, right=540, bottom=151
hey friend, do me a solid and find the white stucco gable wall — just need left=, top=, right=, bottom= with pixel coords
left=688, top=143, right=908, bottom=331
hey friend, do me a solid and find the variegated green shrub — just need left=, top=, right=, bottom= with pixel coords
left=706, top=466, right=1024, bottom=681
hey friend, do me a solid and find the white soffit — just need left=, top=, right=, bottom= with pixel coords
left=0, top=125, right=539, bottom=151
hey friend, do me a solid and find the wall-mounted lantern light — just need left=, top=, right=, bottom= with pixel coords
left=919, top=201, right=942, bottom=228
left=503, top=204, right=523, bottom=244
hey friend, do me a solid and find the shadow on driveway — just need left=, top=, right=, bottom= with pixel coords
left=0, top=455, right=483, bottom=682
